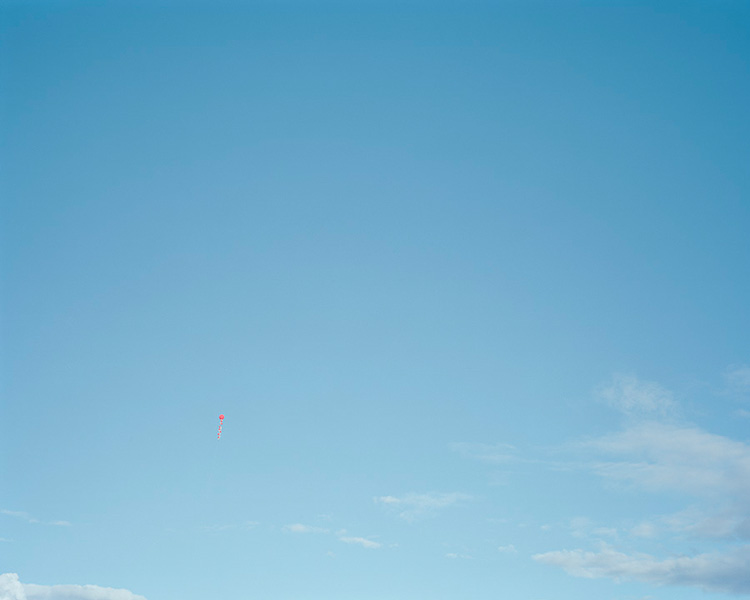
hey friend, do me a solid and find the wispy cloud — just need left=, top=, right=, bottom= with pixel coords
left=281, top=522, right=389, bottom=550
left=597, top=375, right=677, bottom=417
left=338, top=536, right=381, bottom=549
left=282, top=523, right=328, bottom=534
left=633, top=506, right=750, bottom=541
left=592, top=527, right=618, bottom=538
left=569, top=517, right=592, bottom=538
left=538, top=371, right=750, bottom=595
left=374, top=492, right=471, bottom=521
left=445, top=552, right=473, bottom=559
left=724, top=364, right=750, bottom=397
left=562, top=517, right=618, bottom=540
left=1, top=510, right=69, bottom=527
left=0, top=573, right=148, bottom=600
left=201, top=521, right=258, bottom=533
left=573, top=420, right=750, bottom=545
left=581, top=422, right=750, bottom=500
left=533, top=544, right=750, bottom=595
left=630, top=522, right=657, bottom=538
left=450, top=442, right=518, bottom=464
left=497, top=544, right=517, bottom=553
left=1, top=509, right=39, bottom=524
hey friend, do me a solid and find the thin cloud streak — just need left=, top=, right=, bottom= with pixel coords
left=374, top=492, right=472, bottom=521
left=0, top=573, right=148, bottom=600
left=200, top=521, right=258, bottom=533
left=282, top=523, right=329, bottom=534
left=1, top=509, right=69, bottom=527
left=596, top=375, right=677, bottom=417
left=538, top=372, right=750, bottom=595
left=450, top=442, right=519, bottom=464
left=581, top=422, right=750, bottom=500
left=725, top=365, right=750, bottom=395
left=1, top=509, right=39, bottom=524
left=338, top=536, right=381, bottom=549
left=533, top=544, right=750, bottom=595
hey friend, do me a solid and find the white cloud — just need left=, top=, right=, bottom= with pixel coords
left=1, top=510, right=39, bottom=524
left=282, top=523, right=328, bottom=534
left=445, top=552, right=473, bottom=559
left=533, top=544, right=750, bottom=595
left=451, top=442, right=518, bottom=464
left=565, top=517, right=617, bottom=540
left=542, top=385, right=750, bottom=594
left=497, top=544, right=517, bottom=553
left=0, top=574, right=148, bottom=600
left=630, top=522, right=657, bottom=539
left=24, top=584, right=147, bottom=600
left=578, top=422, right=750, bottom=542
left=1, top=510, right=69, bottom=527
left=538, top=370, right=750, bottom=595
left=725, top=365, right=750, bottom=395
left=582, top=422, right=750, bottom=500
left=338, top=536, right=381, bottom=549
left=592, top=527, right=618, bottom=538
left=201, top=521, right=258, bottom=533
left=660, top=506, right=750, bottom=541
left=569, top=517, right=591, bottom=538
left=374, top=492, right=471, bottom=521
left=597, top=375, right=676, bottom=417
left=0, top=573, right=25, bottom=600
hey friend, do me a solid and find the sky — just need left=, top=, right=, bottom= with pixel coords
left=1, top=1, right=750, bottom=599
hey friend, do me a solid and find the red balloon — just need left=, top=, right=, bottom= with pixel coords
left=219, top=414, right=224, bottom=420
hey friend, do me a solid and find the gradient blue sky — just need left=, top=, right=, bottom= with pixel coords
left=2, top=2, right=750, bottom=599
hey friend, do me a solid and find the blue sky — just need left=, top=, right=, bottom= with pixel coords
left=1, top=1, right=750, bottom=599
